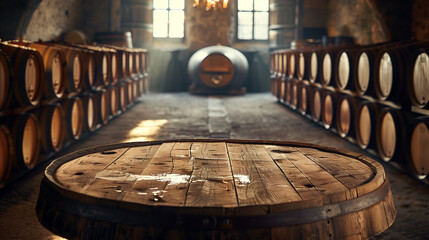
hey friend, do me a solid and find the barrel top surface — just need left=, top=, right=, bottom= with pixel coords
left=46, top=140, right=386, bottom=214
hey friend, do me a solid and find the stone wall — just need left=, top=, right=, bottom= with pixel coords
left=412, top=0, right=429, bottom=41
left=185, top=0, right=236, bottom=50
left=22, top=0, right=83, bottom=41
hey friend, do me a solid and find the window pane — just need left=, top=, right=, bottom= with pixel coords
left=254, top=0, right=269, bottom=11
left=170, top=0, right=184, bottom=10
left=153, top=10, right=168, bottom=38
left=238, top=0, right=253, bottom=11
left=254, top=25, right=268, bottom=40
left=238, top=25, right=253, bottom=40
left=153, top=0, right=168, bottom=9
left=169, top=10, right=184, bottom=38
left=238, top=12, right=253, bottom=26
left=254, top=12, right=269, bottom=25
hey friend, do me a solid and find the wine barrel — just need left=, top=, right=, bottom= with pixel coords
left=108, top=85, right=120, bottom=117
left=63, top=97, right=84, bottom=141
left=320, top=48, right=337, bottom=86
left=296, top=50, right=310, bottom=81
left=137, top=75, right=144, bottom=97
left=298, top=80, right=310, bottom=115
left=408, top=48, right=429, bottom=108
left=0, top=43, right=44, bottom=107
left=308, top=48, right=323, bottom=84
left=376, top=108, right=407, bottom=162
left=119, top=81, right=128, bottom=112
left=334, top=48, right=358, bottom=91
left=37, top=104, right=65, bottom=153
left=353, top=47, right=376, bottom=96
left=94, top=32, right=133, bottom=48
left=188, top=46, right=248, bottom=90
left=81, top=50, right=96, bottom=91
left=0, top=124, right=13, bottom=186
left=0, top=49, right=12, bottom=111
left=336, top=95, right=358, bottom=138
left=279, top=79, right=286, bottom=103
left=287, top=50, right=298, bottom=79
left=408, top=117, right=429, bottom=179
left=284, top=79, right=292, bottom=106
left=36, top=140, right=395, bottom=240
left=8, top=41, right=67, bottom=99
left=290, top=79, right=299, bottom=110
left=11, top=113, right=41, bottom=169
left=94, top=89, right=110, bottom=125
left=81, top=93, right=97, bottom=133
left=355, top=101, right=379, bottom=149
left=310, top=87, right=322, bottom=123
left=321, top=90, right=337, bottom=129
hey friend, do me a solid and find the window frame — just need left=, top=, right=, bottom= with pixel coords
left=236, top=0, right=270, bottom=42
left=152, top=0, right=186, bottom=41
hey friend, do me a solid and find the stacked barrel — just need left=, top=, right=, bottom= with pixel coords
left=270, top=40, right=429, bottom=180
left=0, top=40, right=149, bottom=188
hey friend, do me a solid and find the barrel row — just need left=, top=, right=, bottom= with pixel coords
left=275, top=77, right=429, bottom=180
left=0, top=74, right=147, bottom=188
left=270, top=40, right=429, bottom=110
left=0, top=40, right=149, bottom=113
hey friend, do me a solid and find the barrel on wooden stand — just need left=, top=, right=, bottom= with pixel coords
left=310, top=86, right=322, bottom=123
left=321, top=90, right=337, bottom=129
left=94, top=89, right=110, bottom=126
left=407, top=45, right=429, bottom=109
left=81, top=93, right=97, bottom=133
left=298, top=80, right=310, bottom=116
left=376, top=108, right=407, bottom=162
left=188, top=46, right=248, bottom=94
left=336, top=95, right=358, bottom=138
left=36, top=140, right=396, bottom=240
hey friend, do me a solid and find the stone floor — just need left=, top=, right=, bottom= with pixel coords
left=0, top=93, right=428, bottom=239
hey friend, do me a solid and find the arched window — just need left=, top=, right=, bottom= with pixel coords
left=153, top=0, right=185, bottom=38
left=237, top=0, right=269, bottom=40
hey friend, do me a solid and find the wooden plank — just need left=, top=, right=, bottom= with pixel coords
left=185, top=142, right=237, bottom=208
left=54, top=147, right=130, bottom=192
left=81, top=145, right=159, bottom=201
left=121, top=142, right=176, bottom=205
left=298, top=147, right=374, bottom=190
left=227, top=143, right=273, bottom=210
left=265, top=145, right=325, bottom=201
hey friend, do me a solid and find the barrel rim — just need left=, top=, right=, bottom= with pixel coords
left=43, top=139, right=386, bottom=216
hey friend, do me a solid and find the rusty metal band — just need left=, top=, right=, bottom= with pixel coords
left=38, top=178, right=390, bottom=231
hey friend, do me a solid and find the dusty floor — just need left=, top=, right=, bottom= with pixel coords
left=0, top=93, right=428, bottom=239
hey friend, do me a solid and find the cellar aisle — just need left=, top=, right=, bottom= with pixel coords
left=0, top=93, right=428, bottom=239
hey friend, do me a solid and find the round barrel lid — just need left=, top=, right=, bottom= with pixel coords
left=38, top=140, right=395, bottom=239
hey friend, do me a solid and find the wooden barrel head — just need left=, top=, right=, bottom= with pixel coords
left=357, top=105, right=372, bottom=149
left=298, top=53, right=305, bottom=79
left=87, top=96, right=95, bottom=131
left=338, top=98, right=351, bottom=137
left=299, top=85, right=307, bottom=115
left=51, top=52, right=64, bottom=96
left=357, top=52, right=370, bottom=93
left=87, top=56, right=95, bottom=88
left=291, top=81, right=298, bottom=109
left=110, top=86, right=119, bottom=117
left=72, top=55, right=82, bottom=90
left=309, top=52, right=318, bottom=82
left=50, top=106, right=63, bottom=151
left=199, top=53, right=234, bottom=88
left=410, top=122, right=429, bottom=178
left=37, top=140, right=395, bottom=240
left=282, top=53, right=287, bottom=77
left=100, top=91, right=109, bottom=124
left=312, top=90, right=321, bottom=122
left=22, top=115, right=39, bottom=168
left=25, top=55, right=41, bottom=102
left=322, top=94, right=333, bottom=128
left=322, top=53, right=332, bottom=85
left=378, top=53, right=393, bottom=99
left=111, top=54, right=119, bottom=84
left=0, top=51, right=10, bottom=110
left=122, top=52, right=128, bottom=77
left=412, top=52, right=429, bottom=107
left=338, top=52, right=350, bottom=89
left=127, top=81, right=133, bottom=104
left=102, top=54, right=108, bottom=85
left=288, top=53, right=295, bottom=77
left=379, top=112, right=396, bottom=161
left=128, top=52, right=134, bottom=75
left=120, top=83, right=127, bottom=111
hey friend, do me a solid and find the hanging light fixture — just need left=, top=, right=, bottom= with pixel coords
left=193, top=0, right=229, bottom=11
